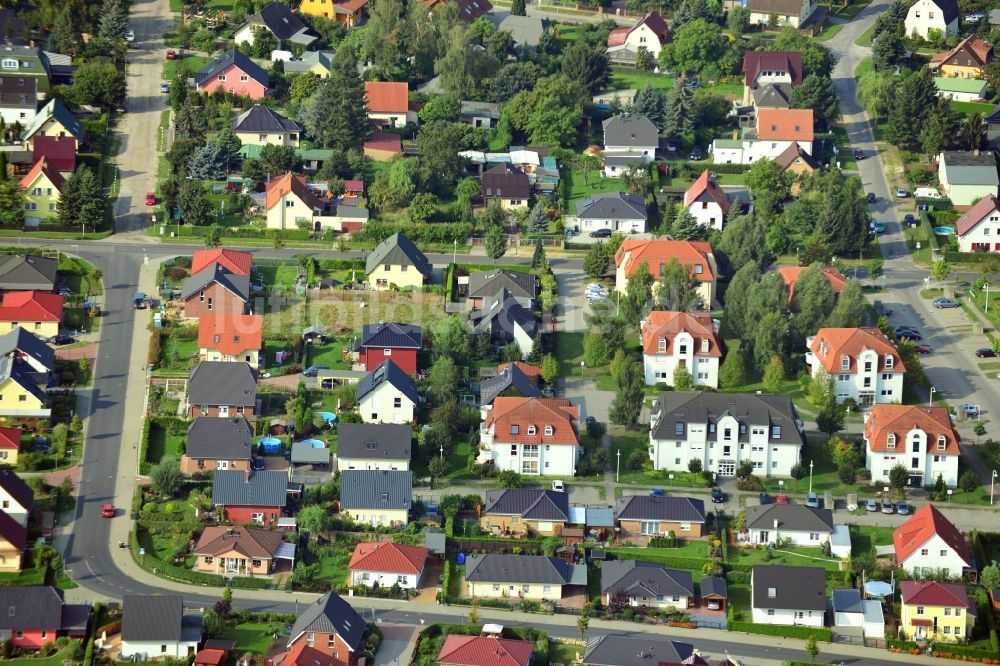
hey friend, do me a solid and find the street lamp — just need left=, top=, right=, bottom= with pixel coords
left=453, top=239, right=458, bottom=265
left=986, top=282, right=991, bottom=313
left=616, top=449, right=621, bottom=483
left=809, top=460, right=814, bottom=494
left=929, top=386, right=937, bottom=407
left=992, top=470, right=997, bottom=505
left=439, top=445, right=443, bottom=460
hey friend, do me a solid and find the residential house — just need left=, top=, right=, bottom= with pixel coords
left=347, top=542, right=427, bottom=589
left=581, top=636, right=704, bottom=666
left=264, top=173, right=369, bottom=233
left=0, top=468, right=32, bottom=527
left=197, top=314, right=262, bottom=367
left=299, top=0, right=368, bottom=26
left=864, top=405, right=960, bottom=487
left=893, top=503, right=971, bottom=578
left=614, top=239, right=718, bottom=306
left=19, top=158, right=62, bottom=225
left=574, top=191, right=647, bottom=234
left=20, top=98, right=83, bottom=151
left=683, top=170, right=730, bottom=230
left=233, top=105, right=303, bottom=147
left=938, top=151, right=999, bottom=205
left=421, top=0, right=493, bottom=23
left=480, top=396, right=580, bottom=477
left=120, top=596, right=202, bottom=660
left=606, top=13, right=671, bottom=61
left=30, top=136, right=74, bottom=174
left=905, top=0, right=959, bottom=39
left=234, top=2, right=316, bottom=47
left=955, top=194, right=1000, bottom=251
left=601, top=560, right=695, bottom=609
left=0, top=511, right=24, bottom=571
left=745, top=503, right=833, bottom=547
left=194, top=49, right=270, bottom=100
left=211, top=469, right=290, bottom=525
left=773, top=143, right=820, bottom=193
left=192, top=248, right=252, bottom=276
left=479, top=362, right=541, bottom=406
left=901, top=581, right=975, bottom=641
left=777, top=265, right=846, bottom=301
left=355, top=321, right=421, bottom=375
left=192, top=526, right=293, bottom=577
left=806, top=327, right=905, bottom=405
left=365, top=232, right=432, bottom=291
left=336, top=423, right=411, bottom=471
left=934, top=35, right=994, bottom=78
left=616, top=494, right=706, bottom=543
left=290, top=440, right=332, bottom=470
left=437, top=635, right=534, bottom=666
left=0, top=254, right=56, bottom=291
left=742, top=51, right=802, bottom=106
left=0, top=427, right=19, bottom=465
left=713, top=108, right=814, bottom=165
left=0, top=326, right=55, bottom=418
left=363, top=131, right=402, bottom=161
left=747, top=0, right=817, bottom=27
left=356, top=360, right=418, bottom=425
left=0, top=46, right=54, bottom=95
left=701, top=576, right=728, bottom=611
left=832, top=588, right=885, bottom=640
left=985, top=104, right=1000, bottom=147
left=648, top=392, right=804, bottom=477
left=466, top=270, right=537, bottom=309
left=934, top=76, right=987, bottom=101
left=601, top=114, right=658, bottom=177
left=464, top=553, right=586, bottom=600
left=494, top=14, right=544, bottom=50
left=482, top=163, right=531, bottom=210
left=481, top=488, right=570, bottom=536
left=180, top=262, right=251, bottom=319
left=0, top=586, right=89, bottom=648
left=180, top=417, right=255, bottom=475
left=277, top=592, right=367, bottom=666
left=364, top=81, right=416, bottom=127
left=186, top=361, right=257, bottom=422
left=750, top=565, right=825, bottom=627
left=340, top=469, right=413, bottom=527
left=459, top=101, right=500, bottom=129
left=469, top=294, right=537, bottom=358
left=283, top=50, right=337, bottom=78
left=0, top=291, right=62, bottom=338
left=640, top=310, right=722, bottom=388
left=0, top=76, right=36, bottom=125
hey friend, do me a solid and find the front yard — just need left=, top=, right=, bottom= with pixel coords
left=221, top=621, right=284, bottom=656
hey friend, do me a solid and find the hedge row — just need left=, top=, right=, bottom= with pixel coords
left=441, top=559, right=453, bottom=602
left=943, top=251, right=999, bottom=263
left=606, top=548, right=710, bottom=571
left=138, top=419, right=152, bottom=475
left=728, top=621, right=832, bottom=642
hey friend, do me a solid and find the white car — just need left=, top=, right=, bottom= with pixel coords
left=965, top=12, right=985, bottom=21
left=126, top=29, right=135, bottom=42
left=551, top=480, right=565, bottom=492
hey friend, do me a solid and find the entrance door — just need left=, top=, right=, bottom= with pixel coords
left=916, top=626, right=926, bottom=640
left=759, top=530, right=769, bottom=544
left=718, top=459, right=735, bottom=476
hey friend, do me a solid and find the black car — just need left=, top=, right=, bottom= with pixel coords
left=48, top=335, right=75, bottom=346
left=976, top=348, right=997, bottom=358
left=759, top=492, right=773, bottom=505
left=711, top=488, right=725, bottom=503
left=854, top=149, right=865, bottom=160
left=897, top=330, right=922, bottom=341
left=904, top=213, right=916, bottom=225
left=302, top=364, right=331, bottom=377
left=866, top=192, right=876, bottom=204
left=689, top=147, right=704, bottom=160
left=589, top=228, right=612, bottom=238
left=253, top=457, right=265, bottom=470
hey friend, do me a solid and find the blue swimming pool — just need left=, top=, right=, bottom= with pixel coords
left=299, top=439, right=326, bottom=449
left=933, top=226, right=955, bottom=235
left=257, top=436, right=282, bottom=453
left=314, top=411, right=337, bottom=425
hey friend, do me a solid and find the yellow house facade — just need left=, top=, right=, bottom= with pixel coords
left=235, top=129, right=300, bottom=148
left=900, top=581, right=975, bottom=642
left=936, top=36, right=994, bottom=79
left=0, top=447, right=18, bottom=466
left=0, top=320, right=58, bottom=339
left=233, top=105, right=303, bottom=148
left=341, top=507, right=409, bottom=526
left=0, top=538, right=22, bottom=572
left=19, top=159, right=63, bottom=222
left=467, top=580, right=560, bottom=600
left=0, top=376, right=49, bottom=418
left=366, top=263, right=424, bottom=291
left=299, top=0, right=367, bottom=26
left=199, top=346, right=261, bottom=367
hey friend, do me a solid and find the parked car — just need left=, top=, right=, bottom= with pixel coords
left=965, top=11, right=985, bottom=21
left=955, top=402, right=980, bottom=417
left=302, top=364, right=331, bottom=377
left=711, top=488, right=725, bottom=503
left=649, top=487, right=665, bottom=497
left=684, top=80, right=700, bottom=90
left=903, top=213, right=916, bottom=226
left=895, top=325, right=920, bottom=335
left=125, top=29, right=135, bottom=41
left=914, top=345, right=932, bottom=354
left=881, top=500, right=895, bottom=514
left=145, top=192, right=156, bottom=206
left=589, top=228, right=612, bottom=238
left=895, top=187, right=909, bottom=197
left=101, top=504, right=115, bottom=518
left=48, top=335, right=74, bottom=346
left=806, top=492, right=819, bottom=508
left=897, top=501, right=910, bottom=515
left=585, top=416, right=597, bottom=428
left=775, top=494, right=789, bottom=504
left=133, top=292, right=148, bottom=309
left=689, top=147, right=704, bottom=160
left=165, top=49, right=177, bottom=59
left=759, top=492, right=773, bottom=505
left=865, top=499, right=878, bottom=512
left=934, top=298, right=960, bottom=308
left=551, top=480, right=565, bottom=492
left=854, top=149, right=866, bottom=160
left=866, top=192, right=876, bottom=203
left=976, top=348, right=996, bottom=358
left=870, top=221, right=886, bottom=234
left=253, top=457, right=265, bottom=470
left=160, top=82, right=169, bottom=93
left=706, top=599, right=722, bottom=610
left=897, top=330, right=922, bottom=341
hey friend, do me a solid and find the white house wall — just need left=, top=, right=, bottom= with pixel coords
left=750, top=606, right=824, bottom=627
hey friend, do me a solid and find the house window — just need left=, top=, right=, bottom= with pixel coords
left=393, top=397, right=401, bottom=408
left=940, top=549, right=947, bottom=556
left=543, top=585, right=552, bottom=594
left=328, top=636, right=336, bottom=648
left=680, top=522, right=691, bottom=531
left=218, top=74, right=227, bottom=81
left=809, top=532, right=819, bottom=540
left=511, top=425, right=519, bottom=435
left=384, top=348, right=392, bottom=355
left=252, top=559, right=262, bottom=567
left=956, top=608, right=962, bottom=616
left=640, top=521, right=660, bottom=535
left=675, top=423, right=684, bottom=436
left=771, top=426, right=781, bottom=438
left=945, top=608, right=951, bottom=616
left=1, top=59, right=16, bottom=69
left=544, top=425, right=553, bottom=436
left=307, top=633, right=315, bottom=646
left=658, top=337, right=666, bottom=352
left=840, top=355, right=850, bottom=370
left=240, top=74, right=249, bottom=82
left=885, top=354, right=894, bottom=368
left=944, top=626, right=951, bottom=634
left=527, top=425, right=536, bottom=435
left=887, top=433, right=895, bottom=449
left=921, top=548, right=929, bottom=555
left=161, top=645, right=167, bottom=654
left=937, top=435, right=946, bottom=450
left=767, top=609, right=775, bottom=616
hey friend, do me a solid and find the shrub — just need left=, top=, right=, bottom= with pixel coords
left=727, top=621, right=831, bottom=642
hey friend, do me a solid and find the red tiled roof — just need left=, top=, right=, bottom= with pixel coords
left=0, top=427, right=20, bottom=450
left=344, top=179, right=365, bottom=193
left=348, top=542, right=428, bottom=574
left=437, top=635, right=534, bottom=666
left=364, top=132, right=403, bottom=153
left=272, top=641, right=338, bottom=666
left=808, top=327, right=904, bottom=374
left=198, top=314, right=263, bottom=356
left=192, top=249, right=253, bottom=276
left=893, top=504, right=970, bottom=566
left=756, top=108, right=813, bottom=142
left=334, top=0, right=368, bottom=12
left=864, top=404, right=959, bottom=455
left=18, top=158, right=64, bottom=192
left=32, top=136, right=76, bottom=173
left=640, top=311, right=721, bottom=356
left=777, top=266, right=847, bottom=302
left=743, top=51, right=803, bottom=87
left=614, top=239, right=716, bottom=283
left=955, top=194, right=1000, bottom=236
left=901, top=580, right=973, bottom=609
left=638, top=12, right=670, bottom=41
left=265, top=173, right=322, bottom=211
left=497, top=361, right=541, bottom=378
left=365, top=81, right=409, bottom=114
left=194, top=649, right=227, bottom=666
left=684, top=170, right=731, bottom=214
left=486, top=397, right=579, bottom=446
left=0, top=291, right=63, bottom=323
left=607, top=27, right=629, bottom=46
left=937, top=35, right=994, bottom=69
left=0, top=510, right=26, bottom=551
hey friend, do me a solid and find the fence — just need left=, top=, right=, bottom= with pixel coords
left=691, top=614, right=726, bottom=630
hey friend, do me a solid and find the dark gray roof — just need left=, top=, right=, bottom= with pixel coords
left=753, top=83, right=793, bottom=108
left=186, top=417, right=253, bottom=460
left=651, top=392, right=803, bottom=447
left=575, top=191, right=647, bottom=220
left=188, top=361, right=257, bottom=407
left=470, top=293, right=537, bottom=339
left=0, top=326, right=54, bottom=371
left=832, top=588, right=863, bottom=614
left=22, top=98, right=84, bottom=142
left=467, top=269, right=538, bottom=301
left=287, top=592, right=366, bottom=650
left=927, top=0, right=959, bottom=23
left=616, top=495, right=706, bottom=523
left=249, top=2, right=311, bottom=40
left=746, top=503, right=833, bottom=533
left=495, top=14, right=544, bottom=46
left=480, top=363, right=541, bottom=406
left=0, top=254, right=57, bottom=290
left=122, top=596, right=183, bottom=642
left=482, top=163, right=532, bottom=200
left=180, top=262, right=251, bottom=302
left=752, top=565, right=826, bottom=611
left=700, top=575, right=727, bottom=599
left=484, top=488, right=569, bottom=522
left=602, top=114, right=659, bottom=147
left=582, top=635, right=696, bottom=666
left=0, top=586, right=62, bottom=630
left=356, top=359, right=419, bottom=405
left=195, top=49, right=270, bottom=88
left=460, top=100, right=501, bottom=118
left=337, top=423, right=411, bottom=460
left=291, top=441, right=331, bottom=464
left=233, top=104, right=303, bottom=134
left=211, top=470, right=288, bottom=507
left=340, top=470, right=412, bottom=510
left=365, top=233, right=432, bottom=277
left=359, top=322, right=422, bottom=349
left=464, top=554, right=574, bottom=584
left=941, top=151, right=999, bottom=186
left=601, top=560, right=694, bottom=599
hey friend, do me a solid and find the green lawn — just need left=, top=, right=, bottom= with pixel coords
left=609, top=68, right=676, bottom=92
left=554, top=331, right=585, bottom=376
left=728, top=583, right=751, bottom=620
left=305, top=337, right=353, bottom=369
left=549, top=641, right=585, bottom=666
left=835, top=0, right=874, bottom=19
left=160, top=334, right=199, bottom=371
left=855, top=23, right=875, bottom=46
left=587, top=560, right=602, bottom=602
left=413, top=436, right=473, bottom=482
left=951, top=100, right=995, bottom=115
left=3, top=644, right=84, bottom=666
left=222, top=621, right=284, bottom=655
left=58, top=255, right=103, bottom=297
left=850, top=524, right=894, bottom=557
left=146, top=421, right=184, bottom=465
left=257, top=264, right=302, bottom=290
left=854, top=57, right=874, bottom=79
left=727, top=543, right=841, bottom=571
left=564, top=167, right=627, bottom=203
left=161, top=54, right=213, bottom=82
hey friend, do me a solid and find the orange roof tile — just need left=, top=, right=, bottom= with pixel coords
left=756, top=108, right=813, bottom=142
left=0, top=291, right=62, bottom=323
left=955, top=194, right=1000, bottom=236
left=18, top=158, right=64, bottom=192
left=334, top=0, right=368, bottom=12
left=497, top=361, right=541, bottom=378
left=192, top=249, right=252, bottom=276
left=808, top=327, right=904, bottom=374
left=198, top=314, right=263, bottom=356
left=194, top=649, right=227, bottom=666
left=614, top=239, right=716, bottom=283
left=893, top=504, right=970, bottom=566
left=938, top=35, right=994, bottom=68
left=864, top=404, right=959, bottom=455
left=365, top=81, right=409, bottom=114
left=640, top=311, right=721, bottom=356
left=607, top=27, right=629, bottom=46
left=272, top=641, right=338, bottom=666
left=0, top=426, right=19, bottom=450
left=265, top=173, right=322, bottom=211
left=486, top=397, right=579, bottom=446
left=348, top=542, right=428, bottom=574
left=777, top=265, right=848, bottom=302
left=365, top=132, right=402, bottom=152
left=438, top=635, right=534, bottom=666
left=684, top=170, right=730, bottom=215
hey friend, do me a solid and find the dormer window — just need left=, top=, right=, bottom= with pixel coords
left=658, top=337, right=666, bottom=352
left=841, top=355, right=850, bottom=370
left=937, top=435, right=947, bottom=451
left=675, top=423, right=684, bottom=436
left=701, top=339, right=709, bottom=353
left=510, top=425, right=519, bottom=435
left=693, top=264, right=703, bottom=274
left=527, top=425, right=536, bottom=436
left=885, top=354, right=893, bottom=368
left=887, top=433, right=895, bottom=449
left=544, top=425, right=553, bottom=436
left=771, top=426, right=781, bottom=438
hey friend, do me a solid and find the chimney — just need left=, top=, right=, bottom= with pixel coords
left=773, top=519, right=778, bottom=530
left=244, top=469, right=250, bottom=482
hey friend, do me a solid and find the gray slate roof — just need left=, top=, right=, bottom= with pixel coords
left=582, top=635, right=696, bottom=666
left=651, top=392, right=803, bottom=448
left=941, top=151, right=999, bottom=186
left=283, top=50, right=334, bottom=75
left=0, top=326, right=54, bottom=371
left=122, top=595, right=184, bottom=642
left=340, top=470, right=412, bottom=510
left=365, top=232, right=432, bottom=277
left=752, top=565, right=826, bottom=611
left=832, top=588, right=863, bottom=614
left=0, top=254, right=57, bottom=291
left=0, top=585, right=62, bottom=630
left=575, top=191, right=647, bottom=220
left=356, top=359, right=419, bottom=405
left=287, top=592, right=366, bottom=650
left=753, top=83, right=793, bottom=108
left=479, top=362, right=541, bottom=406
left=460, top=100, right=501, bottom=118
left=467, top=269, right=538, bottom=301
left=337, top=423, right=411, bottom=460
left=746, top=503, right=833, bottom=533
left=180, top=262, right=251, bottom=302
left=470, top=295, right=537, bottom=338
left=186, top=417, right=254, bottom=460
left=484, top=488, right=570, bottom=522
left=601, top=559, right=694, bottom=599
left=616, top=495, right=706, bottom=523
left=700, top=575, right=727, bottom=599
left=603, top=114, right=659, bottom=148
left=247, top=1, right=313, bottom=41
left=495, top=14, right=544, bottom=47
left=464, top=554, right=577, bottom=584
left=291, top=441, right=331, bottom=464
left=233, top=105, right=303, bottom=134
left=359, top=322, right=422, bottom=349
left=195, top=49, right=270, bottom=88
left=188, top=361, right=257, bottom=407
left=212, top=470, right=288, bottom=507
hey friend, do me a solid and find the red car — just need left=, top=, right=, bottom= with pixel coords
left=145, top=192, right=156, bottom=206
left=775, top=494, right=789, bottom=504
left=165, top=49, right=176, bottom=59
left=101, top=504, right=115, bottom=518
left=914, top=345, right=932, bottom=354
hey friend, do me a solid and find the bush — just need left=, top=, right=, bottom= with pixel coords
left=736, top=475, right=764, bottom=492
left=728, top=621, right=831, bottom=642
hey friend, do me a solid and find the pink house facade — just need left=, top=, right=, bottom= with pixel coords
left=194, top=49, right=270, bottom=100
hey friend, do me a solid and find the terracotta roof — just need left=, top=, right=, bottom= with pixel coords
left=18, top=158, right=64, bottom=192
left=640, top=311, right=721, bottom=356
left=937, top=35, right=994, bottom=68
left=32, top=136, right=76, bottom=173
left=194, top=649, right=227, bottom=666
left=607, top=27, right=629, bottom=46
left=0, top=291, right=63, bottom=322
left=893, top=504, right=970, bottom=566
left=614, top=239, right=716, bottom=283
left=684, top=170, right=730, bottom=214
left=955, top=194, right=1000, bottom=236
left=497, top=361, right=541, bottom=378
left=265, top=172, right=322, bottom=211
left=193, top=526, right=285, bottom=559
left=365, top=132, right=402, bottom=153
left=334, top=0, right=368, bottom=12
left=348, top=542, right=427, bottom=574
left=273, top=641, right=338, bottom=666
left=485, top=397, right=579, bottom=445
left=773, top=142, right=820, bottom=171
left=864, top=404, right=959, bottom=455
left=192, top=249, right=252, bottom=276
left=365, top=81, right=409, bottom=114
left=437, top=635, right=534, bottom=666
left=0, top=426, right=19, bottom=450
left=198, top=314, right=263, bottom=356
left=901, top=580, right=974, bottom=610
left=637, top=12, right=670, bottom=41
left=777, top=265, right=847, bottom=301
left=808, top=327, right=904, bottom=374
left=743, top=51, right=803, bottom=87
left=756, top=108, right=813, bottom=142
